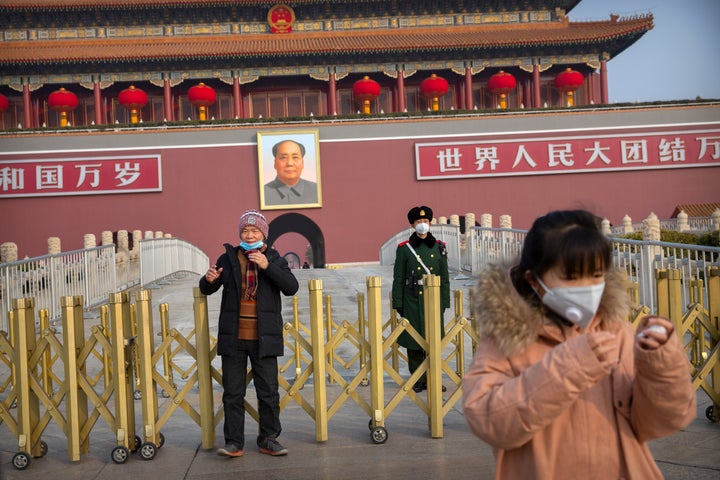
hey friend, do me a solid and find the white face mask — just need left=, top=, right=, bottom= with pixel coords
left=414, top=222, right=430, bottom=235
left=535, top=276, right=605, bottom=329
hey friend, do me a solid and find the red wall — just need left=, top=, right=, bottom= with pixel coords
left=1, top=106, right=718, bottom=263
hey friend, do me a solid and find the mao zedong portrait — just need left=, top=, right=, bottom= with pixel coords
left=263, top=139, right=319, bottom=206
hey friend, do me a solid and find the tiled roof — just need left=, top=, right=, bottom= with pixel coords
left=672, top=203, right=720, bottom=218
left=1, top=1, right=579, bottom=9
left=0, top=15, right=653, bottom=73
left=2, top=0, right=318, bottom=7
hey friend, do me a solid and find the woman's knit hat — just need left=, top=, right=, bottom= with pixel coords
left=238, top=209, right=269, bottom=238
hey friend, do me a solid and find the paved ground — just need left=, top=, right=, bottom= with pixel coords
left=1, top=265, right=719, bottom=479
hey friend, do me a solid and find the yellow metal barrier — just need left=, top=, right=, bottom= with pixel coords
left=61, top=295, right=87, bottom=462
left=107, top=292, right=139, bottom=463
left=7, top=298, right=45, bottom=469
left=134, top=290, right=162, bottom=459
left=1, top=268, right=718, bottom=471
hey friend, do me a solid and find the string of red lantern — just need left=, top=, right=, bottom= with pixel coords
left=118, top=85, right=148, bottom=124
left=420, top=74, right=449, bottom=111
left=487, top=70, right=516, bottom=109
left=554, top=68, right=584, bottom=107
left=352, top=76, right=381, bottom=114
left=188, top=83, right=217, bottom=121
left=48, top=87, right=79, bottom=127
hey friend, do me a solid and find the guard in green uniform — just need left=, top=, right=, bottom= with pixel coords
left=392, top=206, right=450, bottom=393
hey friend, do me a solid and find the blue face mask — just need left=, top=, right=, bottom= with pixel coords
left=240, top=240, right=264, bottom=251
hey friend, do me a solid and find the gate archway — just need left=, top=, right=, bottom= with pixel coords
left=267, top=213, right=326, bottom=268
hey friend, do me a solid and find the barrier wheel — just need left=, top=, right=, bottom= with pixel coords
left=12, top=452, right=30, bottom=470
left=111, top=446, right=130, bottom=464
left=371, top=426, right=388, bottom=444
left=139, top=442, right=157, bottom=460
left=39, top=440, right=48, bottom=457
left=133, top=390, right=142, bottom=400
left=131, top=435, right=142, bottom=453
left=368, top=419, right=373, bottom=431
left=157, top=432, right=165, bottom=449
left=706, top=405, right=718, bottom=422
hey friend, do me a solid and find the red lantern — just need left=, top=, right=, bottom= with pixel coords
left=118, top=85, right=148, bottom=124
left=352, top=76, right=380, bottom=114
left=554, top=68, right=584, bottom=107
left=420, top=74, right=449, bottom=111
left=188, top=83, right=216, bottom=121
left=48, top=87, right=79, bottom=127
left=487, top=70, right=516, bottom=109
left=0, top=93, right=8, bottom=112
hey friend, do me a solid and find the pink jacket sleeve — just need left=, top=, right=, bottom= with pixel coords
left=462, top=334, right=610, bottom=450
left=630, top=330, right=696, bottom=441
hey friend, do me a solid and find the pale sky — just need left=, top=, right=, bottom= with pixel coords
left=568, top=0, right=720, bottom=102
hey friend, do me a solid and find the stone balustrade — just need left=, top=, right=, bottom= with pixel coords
left=1, top=208, right=719, bottom=264
left=1, top=229, right=169, bottom=263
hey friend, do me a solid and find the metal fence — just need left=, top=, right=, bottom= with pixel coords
left=611, top=238, right=720, bottom=315
left=463, top=227, right=720, bottom=315
left=0, top=238, right=209, bottom=332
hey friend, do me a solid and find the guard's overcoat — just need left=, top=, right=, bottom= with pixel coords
left=391, top=233, right=450, bottom=349
left=462, top=262, right=696, bottom=480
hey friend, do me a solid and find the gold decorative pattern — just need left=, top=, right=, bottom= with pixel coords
left=239, top=76, right=259, bottom=85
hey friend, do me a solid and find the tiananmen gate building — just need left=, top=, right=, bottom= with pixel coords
left=1, top=1, right=718, bottom=266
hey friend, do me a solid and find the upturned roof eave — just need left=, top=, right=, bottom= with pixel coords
left=0, top=15, right=653, bottom=75
left=0, top=38, right=645, bottom=67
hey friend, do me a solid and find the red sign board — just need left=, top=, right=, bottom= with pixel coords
left=0, top=154, right=162, bottom=198
left=415, top=125, right=720, bottom=180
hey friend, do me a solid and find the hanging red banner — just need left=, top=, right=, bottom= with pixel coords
left=415, top=125, right=720, bottom=180
left=0, top=154, right=162, bottom=198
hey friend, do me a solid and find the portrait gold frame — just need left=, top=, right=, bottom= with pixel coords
left=258, top=129, right=322, bottom=210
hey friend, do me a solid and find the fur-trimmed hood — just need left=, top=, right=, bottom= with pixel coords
left=471, top=260, right=630, bottom=357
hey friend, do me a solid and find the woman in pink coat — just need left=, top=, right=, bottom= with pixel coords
left=462, top=210, right=696, bottom=479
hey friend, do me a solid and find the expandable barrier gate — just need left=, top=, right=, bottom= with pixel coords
left=1, top=271, right=718, bottom=470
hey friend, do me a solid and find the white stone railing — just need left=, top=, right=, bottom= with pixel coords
left=0, top=235, right=208, bottom=333
left=0, top=245, right=117, bottom=333
left=380, top=210, right=720, bottom=268
left=139, top=237, right=209, bottom=287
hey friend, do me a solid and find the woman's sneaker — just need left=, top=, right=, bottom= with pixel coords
left=217, top=444, right=244, bottom=457
left=258, top=437, right=288, bottom=456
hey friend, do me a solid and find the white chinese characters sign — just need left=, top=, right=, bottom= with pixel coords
left=0, top=154, right=162, bottom=198
left=415, top=125, right=720, bottom=180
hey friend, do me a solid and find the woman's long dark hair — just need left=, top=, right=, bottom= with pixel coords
left=510, top=210, right=612, bottom=303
